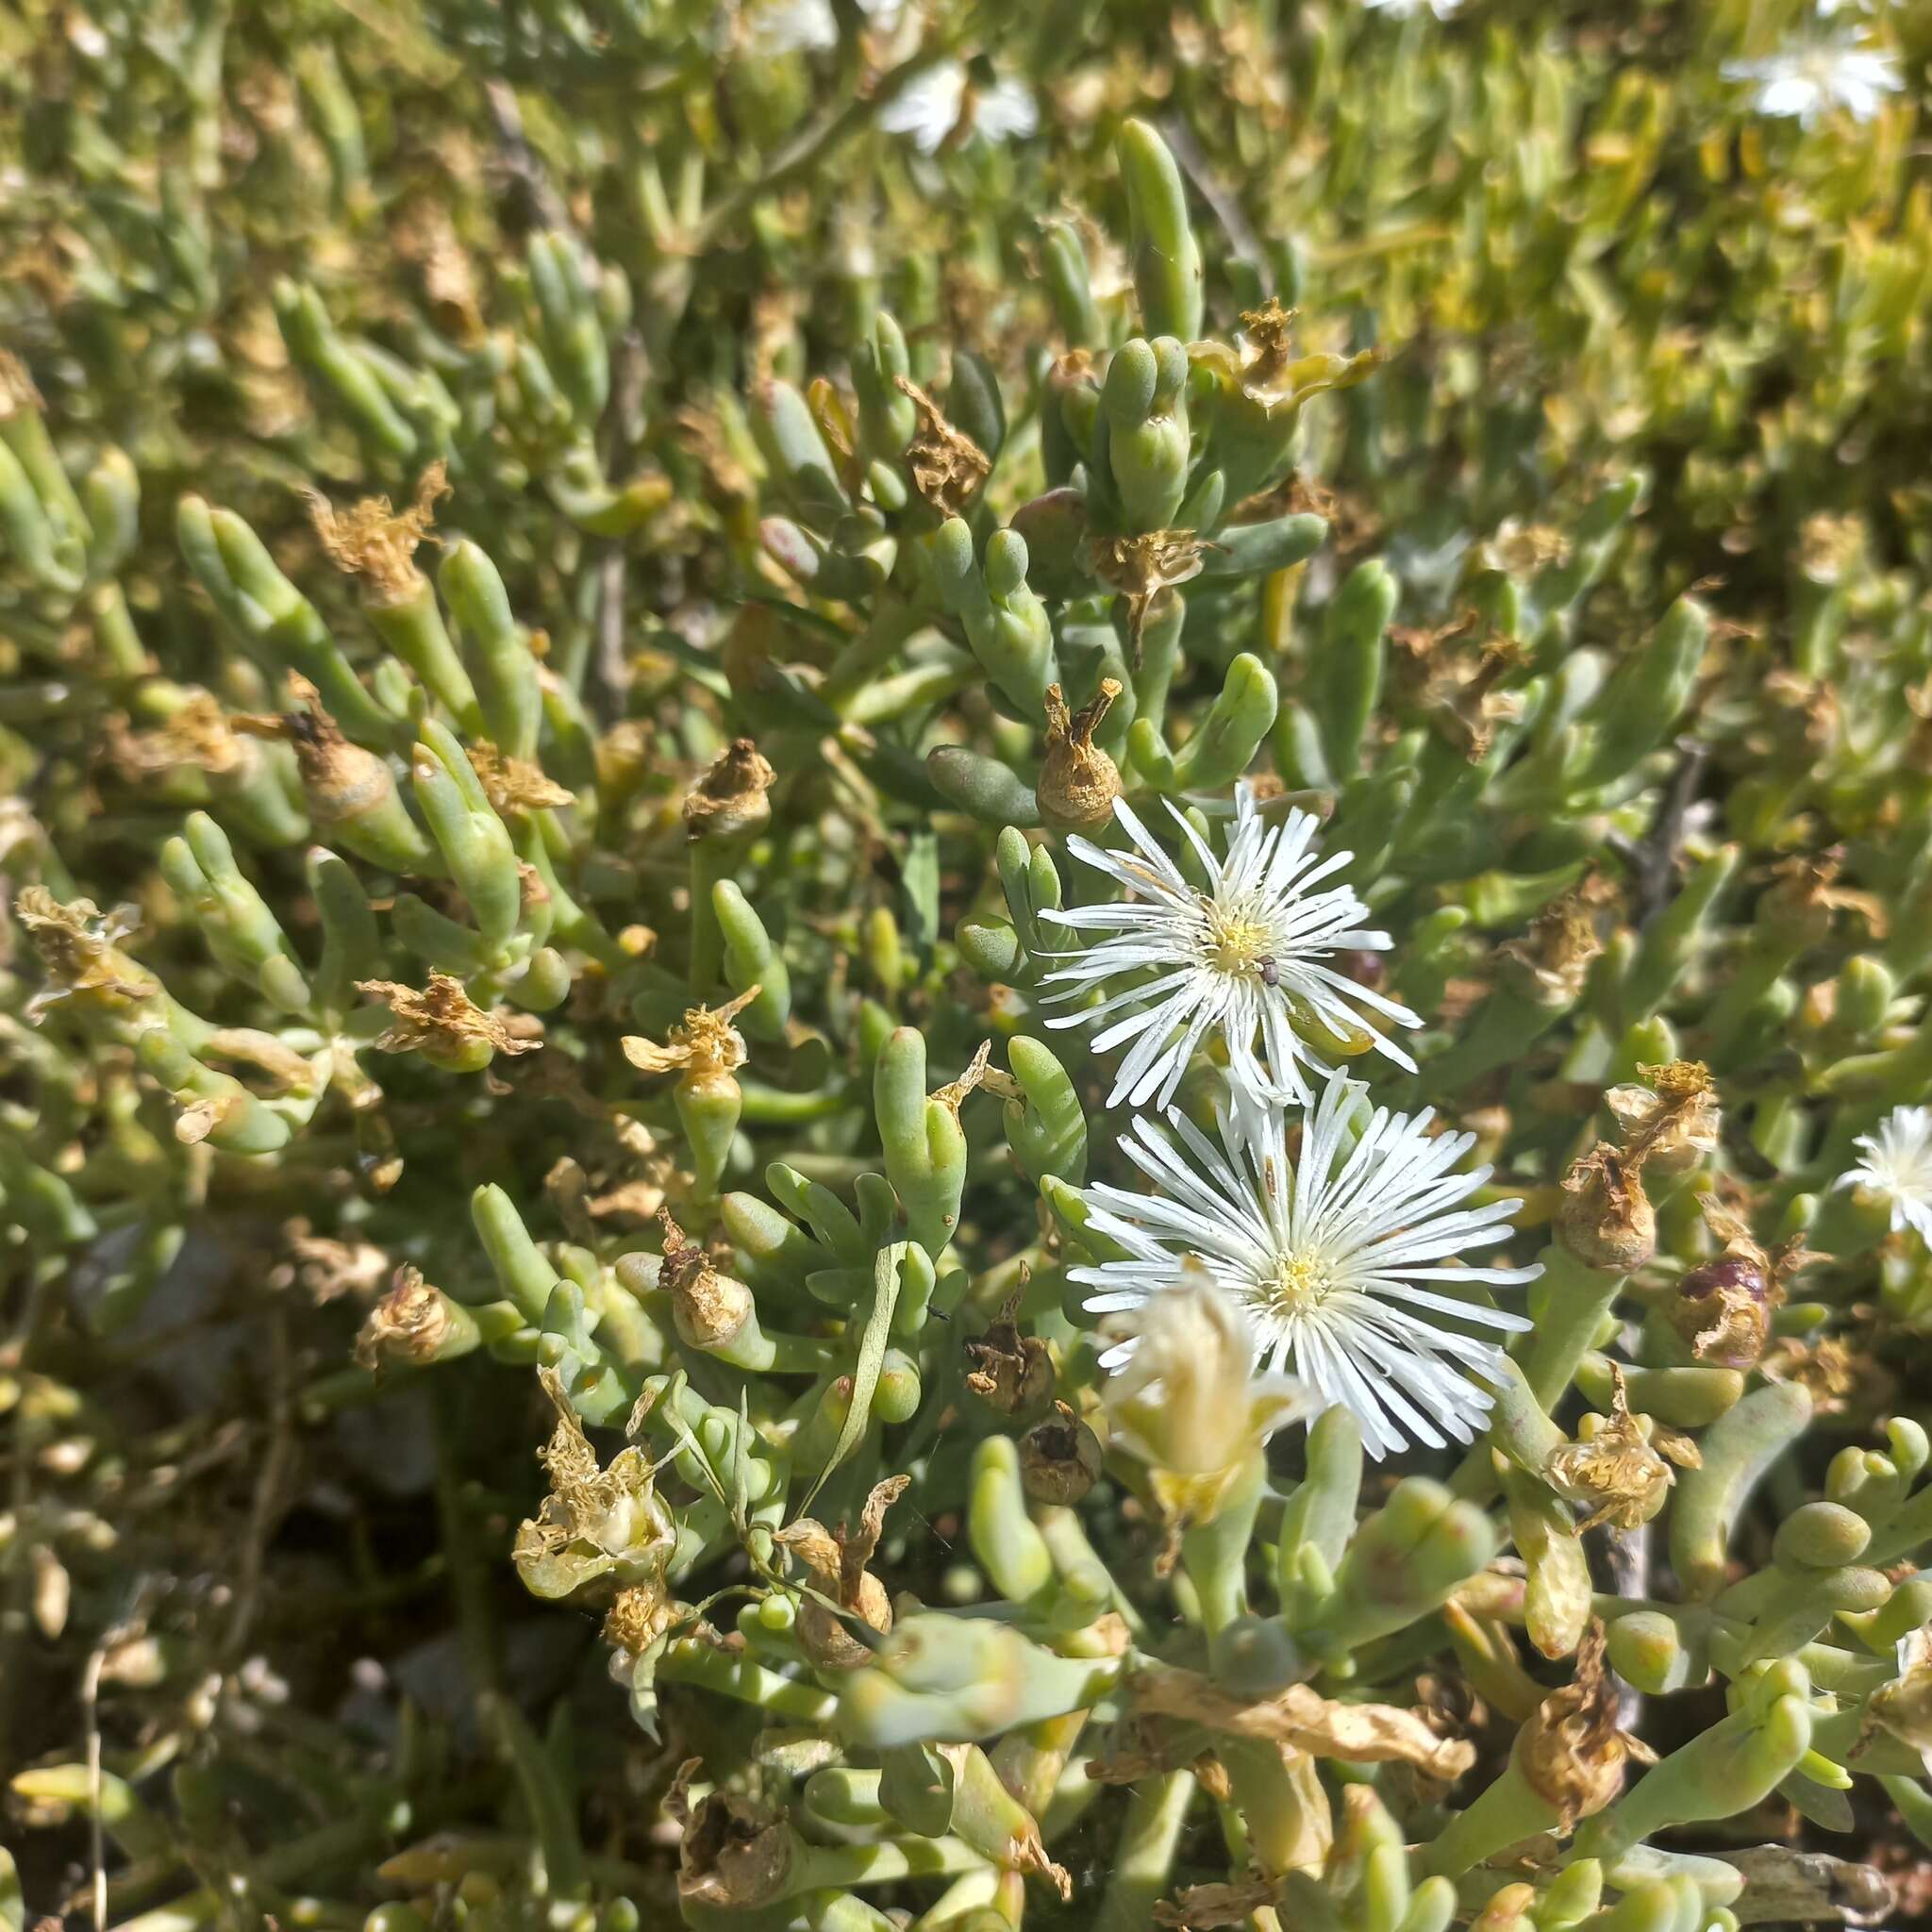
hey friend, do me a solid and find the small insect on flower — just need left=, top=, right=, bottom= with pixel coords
left=1835, top=1105, right=1932, bottom=1242
left=1074, top=1074, right=1540, bottom=1459
left=1040, top=784, right=1421, bottom=1110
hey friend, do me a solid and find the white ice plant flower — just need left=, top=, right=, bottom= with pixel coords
left=743, top=0, right=838, bottom=58
left=1836, top=1105, right=1932, bottom=1241
left=743, top=0, right=906, bottom=58
left=1041, top=785, right=1420, bottom=1111
left=878, top=62, right=1038, bottom=154
left=1722, top=41, right=1904, bottom=124
left=1102, top=1271, right=1317, bottom=1524
left=1074, top=1074, right=1540, bottom=1459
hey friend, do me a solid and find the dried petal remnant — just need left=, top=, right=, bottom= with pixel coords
left=1130, top=1662, right=1475, bottom=1780
left=1038, top=678, right=1123, bottom=833
left=1546, top=1365, right=1697, bottom=1531
left=1607, top=1058, right=1719, bottom=1180
left=358, top=972, right=540, bottom=1065
left=513, top=1368, right=675, bottom=1606
left=774, top=1474, right=909, bottom=1669
left=894, top=374, right=991, bottom=516
left=684, top=738, right=775, bottom=842
left=622, top=987, right=758, bottom=1081
left=16, top=887, right=156, bottom=1016
left=304, top=461, right=450, bottom=603
left=1513, top=1622, right=1644, bottom=1829
left=1086, top=529, right=1208, bottom=655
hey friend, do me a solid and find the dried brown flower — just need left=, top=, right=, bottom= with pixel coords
left=684, top=738, right=775, bottom=842
left=891, top=373, right=991, bottom=517
left=1086, top=529, right=1209, bottom=657
left=603, top=1582, right=677, bottom=1658
left=1546, top=1365, right=1699, bottom=1532
left=1037, top=679, right=1123, bottom=834
left=675, top=1772, right=794, bottom=1912
left=1761, top=1333, right=1871, bottom=1416
left=1129, top=1663, right=1475, bottom=1780
left=774, top=1475, right=909, bottom=1670
left=965, top=1289, right=1056, bottom=1419
left=304, top=461, right=449, bottom=604
left=1606, top=1059, right=1720, bottom=1181
left=466, top=741, right=574, bottom=812
left=1390, top=612, right=1527, bottom=762
left=656, top=1209, right=753, bottom=1351
left=1513, top=1622, right=1646, bottom=1829
left=354, top=1265, right=458, bottom=1369
left=1557, top=1144, right=1656, bottom=1273
left=357, top=972, right=541, bottom=1067
left=270, top=1223, right=391, bottom=1303
left=1760, top=850, right=1886, bottom=948
left=1482, top=521, right=1573, bottom=575
left=622, top=987, right=758, bottom=1082
left=1192, top=300, right=1384, bottom=415
left=15, top=887, right=156, bottom=1017
left=102, top=691, right=251, bottom=782
left=1496, top=873, right=1616, bottom=1008
left=513, top=1368, right=675, bottom=1605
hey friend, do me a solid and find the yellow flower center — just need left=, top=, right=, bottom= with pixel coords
left=1201, top=899, right=1274, bottom=976
left=1268, top=1251, right=1337, bottom=1313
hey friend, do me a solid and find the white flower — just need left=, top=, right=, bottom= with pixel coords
left=1722, top=42, right=1904, bottom=124
left=1073, top=1075, right=1539, bottom=1458
left=1040, top=786, right=1420, bottom=1112
left=878, top=63, right=1038, bottom=154
left=1836, top=1106, right=1932, bottom=1241
left=1103, top=1273, right=1317, bottom=1523
left=1362, top=0, right=1462, bottom=17
left=743, top=0, right=838, bottom=57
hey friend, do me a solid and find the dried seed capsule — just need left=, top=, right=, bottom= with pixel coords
left=1558, top=1145, right=1656, bottom=1272
left=1036, top=679, right=1122, bottom=834
left=774, top=1475, right=908, bottom=1671
left=684, top=738, right=775, bottom=843
left=1019, top=1407, right=1105, bottom=1505
left=657, top=1212, right=753, bottom=1352
left=1667, top=1255, right=1772, bottom=1369
left=964, top=1293, right=1055, bottom=1423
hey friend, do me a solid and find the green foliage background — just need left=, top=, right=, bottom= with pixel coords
left=2, top=0, right=1930, bottom=1925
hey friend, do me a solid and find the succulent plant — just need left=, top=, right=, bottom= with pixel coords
left=4, top=1, right=1931, bottom=1926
